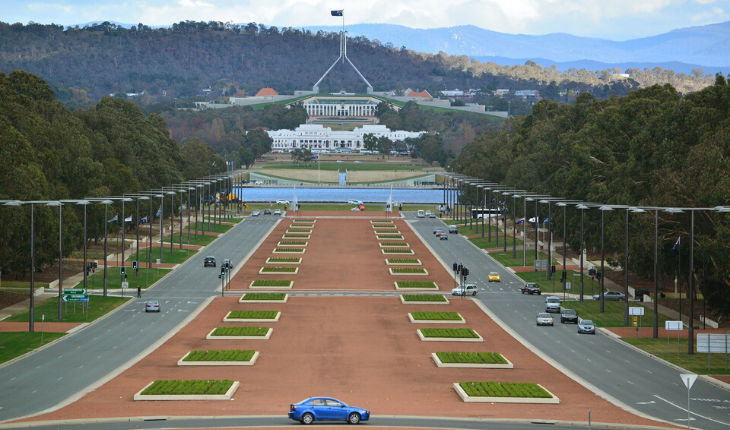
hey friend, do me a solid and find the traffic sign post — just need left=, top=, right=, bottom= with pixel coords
left=680, top=373, right=698, bottom=429
left=698, top=333, right=730, bottom=371
left=630, top=307, right=644, bottom=339
left=665, top=320, right=683, bottom=356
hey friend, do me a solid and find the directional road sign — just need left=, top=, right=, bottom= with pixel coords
left=629, top=307, right=645, bottom=316
left=62, top=294, right=89, bottom=303
left=680, top=373, right=698, bottom=389
left=63, top=288, right=87, bottom=295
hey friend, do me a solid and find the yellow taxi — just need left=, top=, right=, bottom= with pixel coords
left=488, top=272, right=501, bottom=282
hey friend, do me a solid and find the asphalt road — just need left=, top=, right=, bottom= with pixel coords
left=407, top=214, right=730, bottom=430
left=0, top=217, right=280, bottom=423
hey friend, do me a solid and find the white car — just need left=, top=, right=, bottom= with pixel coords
left=425, top=210, right=432, bottom=217
left=536, top=312, right=554, bottom=326
left=251, top=210, right=260, bottom=216
left=273, top=209, right=282, bottom=215
left=276, top=199, right=289, bottom=205
left=336, top=160, right=344, bottom=163
left=351, top=207, right=361, bottom=211
left=451, top=284, right=477, bottom=296
left=354, top=161, right=361, bottom=163
left=348, top=199, right=364, bottom=205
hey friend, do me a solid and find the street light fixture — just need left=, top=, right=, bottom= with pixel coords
left=576, top=204, right=589, bottom=301
left=45, top=201, right=64, bottom=321
left=598, top=205, right=614, bottom=313
left=99, top=200, right=113, bottom=297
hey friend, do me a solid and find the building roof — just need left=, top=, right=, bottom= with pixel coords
left=404, top=88, right=432, bottom=98
left=256, top=87, right=279, bottom=96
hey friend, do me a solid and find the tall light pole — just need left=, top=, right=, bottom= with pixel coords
left=46, top=201, right=63, bottom=321
left=598, top=206, right=614, bottom=313
left=577, top=204, right=589, bottom=301
left=625, top=207, right=646, bottom=326
left=120, top=198, right=132, bottom=275
left=76, top=200, right=90, bottom=295
left=100, top=200, right=113, bottom=297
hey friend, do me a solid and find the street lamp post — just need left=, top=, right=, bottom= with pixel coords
left=100, top=200, right=113, bottom=297
left=598, top=206, right=614, bottom=313
left=577, top=204, right=589, bottom=301
left=46, top=201, right=63, bottom=321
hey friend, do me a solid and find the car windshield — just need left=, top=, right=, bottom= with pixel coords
left=547, top=298, right=559, bottom=303
left=582, top=320, right=594, bottom=325
left=490, top=272, right=498, bottom=276
left=563, top=309, right=576, bottom=315
left=538, top=313, right=550, bottom=318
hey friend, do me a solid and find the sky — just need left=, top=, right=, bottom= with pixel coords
left=3, top=0, right=729, bottom=40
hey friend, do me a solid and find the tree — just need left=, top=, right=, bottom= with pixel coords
left=363, top=133, right=378, bottom=151
left=291, top=147, right=313, bottom=164
left=376, top=136, right=394, bottom=157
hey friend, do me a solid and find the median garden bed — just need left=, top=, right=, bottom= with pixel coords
left=374, top=230, right=400, bottom=234
left=377, top=235, right=404, bottom=240
left=291, top=224, right=314, bottom=228
left=371, top=220, right=394, bottom=224
left=417, top=328, right=483, bottom=342
left=385, top=258, right=421, bottom=265
left=453, top=382, right=558, bottom=404
left=249, top=280, right=293, bottom=289
left=277, top=241, right=308, bottom=247
left=382, top=248, right=415, bottom=255
left=259, top=266, right=299, bottom=274
left=286, top=229, right=312, bottom=234
left=178, top=350, right=259, bottom=366
left=394, top=281, right=438, bottom=290
left=389, top=267, right=428, bottom=276
left=432, top=352, right=513, bottom=368
left=266, top=257, right=302, bottom=264
left=372, top=225, right=397, bottom=229
left=239, top=292, right=288, bottom=303
left=379, top=242, right=409, bottom=247
left=134, top=379, right=239, bottom=401
left=400, top=294, right=449, bottom=304
left=224, top=310, right=281, bottom=322
left=282, top=234, right=310, bottom=239
left=272, top=247, right=305, bottom=254
left=207, top=326, right=272, bottom=339
left=409, top=312, right=464, bottom=323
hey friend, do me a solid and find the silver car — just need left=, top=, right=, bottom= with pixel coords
left=536, top=312, right=554, bottom=326
left=593, top=291, right=626, bottom=301
left=145, top=300, right=160, bottom=313
left=578, top=319, right=596, bottom=334
left=252, top=210, right=260, bottom=216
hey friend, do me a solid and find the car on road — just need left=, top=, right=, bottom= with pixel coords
left=222, top=258, right=232, bottom=269
left=204, top=256, right=216, bottom=267
left=577, top=319, right=596, bottom=334
left=439, top=233, right=449, bottom=240
left=336, top=160, right=344, bottom=163
left=145, top=300, right=160, bottom=312
left=433, top=227, right=443, bottom=235
left=276, top=199, right=290, bottom=205
left=451, top=284, right=478, bottom=296
left=545, top=296, right=561, bottom=313
left=560, top=308, right=578, bottom=324
left=425, top=210, right=432, bottom=217
left=251, top=210, right=260, bottom=216
left=264, top=209, right=272, bottom=215
left=488, top=272, right=501, bottom=282
left=593, top=291, right=626, bottom=301
left=448, top=225, right=458, bottom=234
left=288, top=397, right=370, bottom=425
left=536, top=312, right=554, bottom=326
left=520, top=283, right=541, bottom=295
left=429, top=212, right=437, bottom=218
left=417, top=210, right=425, bottom=218
left=354, top=160, right=360, bottom=163
left=273, top=209, right=282, bottom=215
left=348, top=199, right=363, bottom=205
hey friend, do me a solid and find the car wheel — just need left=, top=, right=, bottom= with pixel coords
left=538, top=292, right=541, bottom=295
left=301, top=413, right=314, bottom=425
left=521, top=291, right=525, bottom=294
left=472, top=291, right=476, bottom=296
left=348, top=412, right=361, bottom=424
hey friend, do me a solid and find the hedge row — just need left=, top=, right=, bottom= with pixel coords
left=283, top=234, right=309, bottom=237
left=273, top=248, right=304, bottom=253
left=397, top=281, right=437, bottom=289
left=141, top=379, right=234, bottom=395
left=402, top=294, right=446, bottom=302
left=421, top=328, right=479, bottom=338
left=383, top=249, right=413, bottom=254
left=381, top=242, right=408, bottom=247
left=287, top=229, right=312, bottom=232
left=378, top=235, right=404, bottom=239
left=228, top=310, right=278, bottom=319
left=268, top=257, right=301, bottom=263
left=391, top=267, right=427, bottom=274
left=411, top=312, right=462, bottom=320
left=211, top=327, right=270, bottom=336
left=251, top=280, right=291, bottom=287
left=387, top=258, right=419, bottom=264
left=261, top=266, right=297, bottom=272
left=241, top=293, right=287, bottom=300
left=375, top=230, right=400, bottom=234
left=279, top=241, right=307, bottom=245
left=436, top=352, right=508, bottom=364
left=296, top=219, right=315, bottom=222
left=184, top=350, right=256, bottom=362
left=371, top=220, right=393, bottom=224
left=291, top=224, right=314, bottom=227
left=459, top=382, right=552, bottom=398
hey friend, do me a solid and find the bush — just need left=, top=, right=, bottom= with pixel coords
left=141, top=379, right=234, bottom=395
left=421, top=328, right=478, bottom=338
left=241, top=292, right=287, bottom=300
left=250, top=280, right=291, bottom=287
left=378, top=235, right=404, bottom=239
left=387, top=258, right=419, bottom=264
left=273, top=248, right=304, bottom=253
left=397, top=281, right=437, bottom=288
left=287, top=229, right=312, bottom=232
left=402, top=294, right=446, bottom=301
left=436, top=352, right=508, bottom=364
left=184, top=350, right=256, bottom=362
left=267, top=257, right=301, bottom=263
left=279, top=241, right=307, bottom=245
left=383, top=249, right=413, bottom=253
left=459, top=382, right=551, bottom=398
left=381, top=242, right=408, bottom=247
left=227, top=310, right=278, bottom=319
left=391, top=267, right=427, bottom=274
left=211, top=327, right=270, bottom=336
left=283, top=234, right=309, bottom=238
left=375, top=230, right=400, bottom=234
left=411, top=312, right=462, bottom=320
left=261, top=266, right=297, bottom=272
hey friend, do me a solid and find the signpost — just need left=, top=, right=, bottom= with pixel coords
left=680, top=374, right=698, bottom=429
left=630, top=307, right=644, bottom=339
left=697, top=333, right=730, bottom=371
left=665, top=320, right=683, bottom=356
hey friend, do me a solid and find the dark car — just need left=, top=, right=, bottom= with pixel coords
left=634, top=288, right=650, bottom=300
left=204, top=256, right=216, bottom=267
left=521, top=283, right=541, bottom=295
left=578, top=319, right=596, bottom=334
left=289, top=397, right=370, bottom=425
left=264, top=209, right=272, bottom=215
left=561, top=308, right=578, bottom=324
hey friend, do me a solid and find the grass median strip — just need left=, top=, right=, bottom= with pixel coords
left=278, top=241, right=307, bottom=246
left=240, top=292, right=287, bottom=300
left=261, top=266, right=297, bottom=273
left=251, top=280, right=292, bottom=287
left=402, top=294, right=447, bottom=302
left=383, top=248, right=414, bottom=254
left=396, top=281, right=437, bottom=289
left=211, top=327, right=270, bottom=337
left=458, top=382, right=552, bottom=398
left=378, top=235, right=404, bottom=240
left=375, top=230, right=400, bottom=234
left=0, top=332, right=66, bottom=364
left=227, top=311, right=278, bottom=319
left=411, top=312, right=463, bottom=321
left=283, top=234, right=310, bottom=238
left=386, top=258, right=420, bottom=264
left=287, top=228, right=312, bottom=233
left=6, top=296, right=130, bottom=323
left=134, top=247, right=197, bottom=264
left=390, top=267, right=427, bottom=274
left=421, top=328, right=479, bottom=338
left=141, top=379, right=234, bottom=395
left=380, top=242, right=409, bottom=247
left=273, top=248, right=305, bottom=253
left=183, top=350, right=256, bottom=362
left=266, top=257, right=301, bottom=263
left=437, top=352, right=508, bottom=364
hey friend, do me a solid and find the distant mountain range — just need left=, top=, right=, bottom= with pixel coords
left=303, top=22, right=730, bottom=73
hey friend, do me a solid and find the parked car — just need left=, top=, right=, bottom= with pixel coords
left=264, top=209, right=272, bottom=215
left=520, top=283, right=541, bottom=295
left=578, top=319, right=596, bottom=334
left=439, top=233, right=449, bottom=240
left=354, top=160, right=361, bottom=163
left=545, top=296, right=561, bottom=313
left=145, top=300, right=160, bottom=313
left=288, top=397, right=370, bottom=425
left=276, top=199, right=290, bottom=205
left=451, top=284, right=478, bottom=296
left=222, top=258, right=232, bottom=269
left=273, top=209, right=282, bottom=215
left=347, top=199, right=363, bottom=205
left=204, top=256, right=216, bottom=267
left=351, top=207, right=361, bottom=211
left=536, top=312, right=554, bottom=326
left=634, top=288, right=650, bottom=300
left=593, top=291, right=626, bottom=301
left=488, top=272, right=501, bottom=282
left=251, top=210, right=261, bottom=216
left=561, top=308, right=578, bottom=324
left=336, top=160, right=344, bottom=163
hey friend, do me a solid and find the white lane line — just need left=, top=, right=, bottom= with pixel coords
left=655, top=395, right=730, bottom=426
left=627, top=381, right=633, bottom=385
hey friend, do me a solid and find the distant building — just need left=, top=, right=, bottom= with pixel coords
left=299, top=95, right=390, bottom=118
left=403, top=88, right=432, bottom=99
left=494, top=89, right=510, bottom=98
left=514, top=90, right=541, bottom=101
left=267, top=124, right=425, bottom=151
left=256, top=88, right=279, bottom=96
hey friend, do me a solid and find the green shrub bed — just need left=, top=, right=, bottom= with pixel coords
left=184, top=350, right=256, bottom=362
left=296, top=219, right=315, bottom=222
left=291, top=224, right=314, bottom=227
left=241, top=292, right=287, bottom=300
left=141, top=379, right=234, bottom=395
left=273, top=248, right=304, bottom=253
left=390, top=267, right=427, bottom=274
left=283, top=234, right=309, bottom=238
left=279, top=241, right=307, bottom=245
left=411, top=312, right=462, bottom=321
left=402, top=294, right=447, bottom=302
left=375, top=230, right=400, bottom=234
left=261, top=266, right=297, bottom=272
left=397, top=281, right=437, bottom=289
left=383, top=248, right=413, bottom=253
left=250, top=280, right=291, bottom=287
left=287, top=229, right=312, bottom=232
left=211, top=327, right=270, bottom=337
left=381, top=242, right=409, bottom=247
left=437, top=352, right=508, bottom=364
left=378, top=235, right=404, bottom=239
left=227, top=311, right=278, bottom=319
left=458, top=382, right=552, bottom=398
left=267, top=257, right=301, bottom=263
left=387, top=258, right=419, bottom=264
left=421, top=328, right=479, bottom=338
left=371, top=220, right=393, bottom=223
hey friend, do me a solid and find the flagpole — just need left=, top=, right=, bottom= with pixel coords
left=678, top=237, right=682, bottom=324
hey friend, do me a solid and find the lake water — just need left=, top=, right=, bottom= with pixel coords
left=233, top=187, right=444, bottom=203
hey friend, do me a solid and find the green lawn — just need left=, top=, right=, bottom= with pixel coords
left=131, top=247, right=197, bottom=264
left=489, top=251, right=558, bottom=267
left=0, top=332, right=66, bottom=364
left=202, top=215, right=243, bottom=224
left=0, top=281, right=49, bottom=290
left=185, top=223, right=232, bottom=234
left=622, top=338, right=730, bottom=375
left=264, top=163, right=430, bottom=171
left=469, top=235, right=523, bottom=249
left=163, top=232, right=217, bottom=247
left=5, top=295, right=131, bottom=323
left=516, top=270, right=580, bottom=295
left=78, top=268, right=171, bottom=290
left=455, top=224, right=503, bottom=235
left=560, top=300, right=670, bottom=328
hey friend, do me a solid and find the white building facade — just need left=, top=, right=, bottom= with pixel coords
left=267, top=124, right=426, bottom=150
left=300, top=96, right=381, bottom=118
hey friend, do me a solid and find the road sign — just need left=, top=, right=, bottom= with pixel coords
left=63, top=288, right=86, bottom=295
left=698, top=334, right=730, bottom=353
left=633, top=316, right=638, bottom=327
left=680, top=373, right=698, bottom=388
left=121, top=282, right=129, bottom=289
left=629, top=307, right=645, bottom=316
left=156, top=259, right=161, bottom=265
left=534, top=260, right=548, bottom=270
left=665, top=321, right=683, bottom=330
left=62, top=294, right=89, bottom=303
left=565, top=282, right=571, bottom=290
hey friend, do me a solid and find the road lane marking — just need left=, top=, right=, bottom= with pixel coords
left=655, top=395, right=730, bottom=426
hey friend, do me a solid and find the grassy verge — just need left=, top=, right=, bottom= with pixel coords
left=397, top=281, right=437, bottom=289
left=421, top=328, right=479, bottom=338
left=390, top=268, right=427, bottom=274
left=80, top=268, right=170, bottom=290
left=456, top=224, right=503, bottom=235
left=560, top=300, right=670, bottom=328
left=515, top=270, right=579, bottom=295
left=411, top=312, right=462, bottom=321
left=489, top=251, right=558, bottom=267
left=261, top=267, right=297, bottom=273
left=211, top=327, right=270, bottom=336
left=458, top=382, right=552, bottom=398
left=5, top=296, right=131, bottom=323
left=469, top=235, right=523, bottom=249
left=186, top=223, right=233, bottom=234
left=133, top=247, right=197, bottom=264
left=241, top=292, right=287, bottom=300
left=141, top=379, right=234, bottom=395
left=402, top=294, right=447, bottom=302
left=381, top=242, right=409, bottom=247
left=383, top=249, right=414, bottom=254
left=437, top=352, right=508, bottom=364
left=227, top=311, right=278, bottom=319
left=267, top=258, right=301, bottom=263
left=273, top=248, right=304, bottom=253
left=0, top=281, right=49, bottom=290
left=251, top=280, right=292, bottom=287
left=622, top=338, right=730, bottom=375
left=183, top=350, right=255, bottom=362
left=0, top=332, right=66, bottom=363
left=378, top=235, right=404, bottom=239
left=163, top=232, right=217, bottom=247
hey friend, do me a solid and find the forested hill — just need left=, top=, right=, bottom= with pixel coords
left=0, top=21, right=712, bottom=106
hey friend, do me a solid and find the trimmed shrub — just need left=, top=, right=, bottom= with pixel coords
left=287, top=229, right=312, bottom=232
left=421, top=328, right=479, bottom=338
left=211, top=327, right=270, bottom=336
left=381, top=242, right=408, bottom=247
left=402, top=294, right=446, bottom=302
left=387, top=258, right=419, bottom=264
left=241, top=293, right=287, bottom=300
left=273, top=248, right=304, bottom=253
left=261, top=266, right=297, bottom=272
left=250, top=280, right=291, bottom=287
left=397, top=281, right=437, bottom=289
left=283, top=234, right=309, bottom=238
left=377, top=235, right=404, bottom=239
left=436, top=352, right=508, bottom=364
left=459, top=382, right=552, bottom=398
left=279, top=241, right=307, bottom=245
left=141, top=379, right=234, bottom=395
left=184, top=350, right=256, bottom=362
left=411, top=312, right=462, bottom=320
left=228, top=310, right=278, bottom=319
left=390, top=267, right=427, bottom=274
left=383, top=249, right=413, bottom=253
left=267, top=257, right=301, bottom=263
left=375, top=230, right=400, bottom=234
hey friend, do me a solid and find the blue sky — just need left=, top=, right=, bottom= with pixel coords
left=3, top=0, right=729, bottom=40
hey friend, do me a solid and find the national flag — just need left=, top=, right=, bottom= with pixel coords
left=671, top=236, right=681, bottom=251
left=543, top=218, right=551, bottom=223
left=386, top=187, right=393, bottom=212
left=331, top=10, right=343, bottom=16
left=156, top=206, right=162, bottom=217
left=107, top=214, right=118, bottom=223
left=516, top=218, right=525, bottom=224
left=124, top=215, right=133, bottom=222
left=139, top=216, right=148, bottom=224
left=528, top=217, right=539, bottom=223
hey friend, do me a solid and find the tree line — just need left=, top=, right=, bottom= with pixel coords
left=450, top=76, right=730, bottom=316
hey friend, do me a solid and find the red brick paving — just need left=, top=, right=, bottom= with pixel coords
left=0, top=322, right=81, bottom=333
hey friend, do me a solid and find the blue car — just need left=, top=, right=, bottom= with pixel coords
left=289, top=397, right=370, bottom=425
left=578, top=319, right=596, bottom=334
